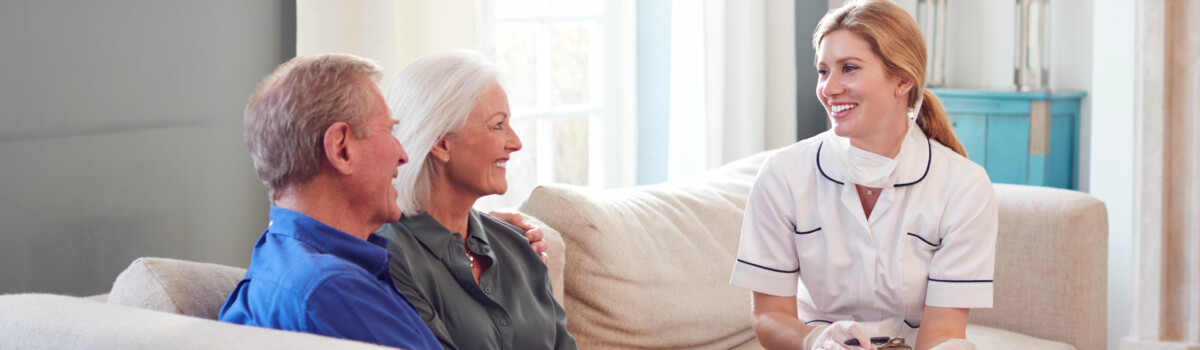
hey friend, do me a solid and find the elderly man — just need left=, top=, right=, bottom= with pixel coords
left=219, top=53, right=547, bottom=348
left=217, top=54, right=439, bottom=348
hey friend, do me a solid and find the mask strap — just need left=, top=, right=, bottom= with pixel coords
left=908, top=88, right=924, bottom=121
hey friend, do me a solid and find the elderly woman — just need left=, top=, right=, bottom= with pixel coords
left=376, top=49, right=576, bottom=350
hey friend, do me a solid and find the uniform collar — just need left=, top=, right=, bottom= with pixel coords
left=266, top=205, right=392, bottom=275
left=816, top=122, right=931, bottom=188
left=399, top=209, right=491, bottom=261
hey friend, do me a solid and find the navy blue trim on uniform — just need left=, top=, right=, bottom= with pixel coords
left=817, top=137, right=931, bottom=187
left=893, top=136, right=932, bottom=187
left=815, top=142, right=845, bottom=185
left=928, top=278, right=993, bottom=283
left=795, top=227, right=822, bottom=235
left=804, top=320, right=834, bottom=325
left=737, top=259, right=800, bottom=273
left=904, top=320, right=920, bottom=328
left=907, top=232, right=942, bottom=247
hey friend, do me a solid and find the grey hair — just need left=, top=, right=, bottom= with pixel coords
left=387, top=49, right=498, bottom=216
left=244, top=53, right=383, bottom=201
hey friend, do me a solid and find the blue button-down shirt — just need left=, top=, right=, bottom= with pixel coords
left=219, top=205, right=439, bottom=349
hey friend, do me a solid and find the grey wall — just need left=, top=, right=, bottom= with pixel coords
left=794, top=0, right=827, bottom=140
left=0, top=0, right=294, bottom=295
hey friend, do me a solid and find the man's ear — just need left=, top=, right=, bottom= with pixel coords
left=429, top=135, right=452, bottom=164
left=323, top=122, right=355, bottom=175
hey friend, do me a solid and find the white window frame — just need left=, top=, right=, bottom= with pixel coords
left=476, top=0, right=637, bottom=191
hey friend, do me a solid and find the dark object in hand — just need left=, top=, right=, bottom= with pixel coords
left=845, top=337, right=912, bottom=349
left=844, top=336, right=891, bottom=346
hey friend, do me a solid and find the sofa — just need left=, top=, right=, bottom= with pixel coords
left=0, top=151, right=1107, bottom=349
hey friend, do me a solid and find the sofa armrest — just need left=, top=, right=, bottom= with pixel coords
left=0, top=293, right=393, bottom=349
left=970, top=184, right=1107, bottom=350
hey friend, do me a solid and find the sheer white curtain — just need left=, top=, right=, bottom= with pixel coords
left=296, top=0, right=479, bottom=88
left=666, top=0, right=797, bottom=180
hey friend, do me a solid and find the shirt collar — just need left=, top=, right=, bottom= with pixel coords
left=816, top=122, right=931, bottom=187
left=267, top=205, right=392, bottom=275
left=400, top=209, right=491, bottom=261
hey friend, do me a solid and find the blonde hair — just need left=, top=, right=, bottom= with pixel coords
left=386, top=49, right=499, bottom=216
left=244, top=54, right=383, bottom=201
left=813, top=0, right=966, bottom=157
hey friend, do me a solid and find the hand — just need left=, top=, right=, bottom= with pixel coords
left=488, top=211, right=549, bottom=265
left=930, top=339, right=975, bottom=350
left=803, top=321, right=874, bottom=350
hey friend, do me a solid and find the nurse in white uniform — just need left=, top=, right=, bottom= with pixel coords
left=729, top=1, right=997, bottom=349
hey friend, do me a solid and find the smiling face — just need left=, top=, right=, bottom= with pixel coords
left=439, top=83, right=522, bottom=199
left=353, top=82, right=408, bottom=224
left=816, top=29, right=911, bottom=147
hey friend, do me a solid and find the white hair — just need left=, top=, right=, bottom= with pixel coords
left=387, top=49, right=499, bottom=215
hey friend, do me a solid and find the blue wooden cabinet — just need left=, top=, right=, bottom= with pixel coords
left=928, top=88, right=1087, bottom=189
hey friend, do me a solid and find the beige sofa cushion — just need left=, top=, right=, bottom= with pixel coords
left=519, top=152, right=771, bottom=349
left=107, top=257, right=245, bottom=319
left=969, top=324, right=1074, bottom=350
left=519, top=215, right=567, bottom=303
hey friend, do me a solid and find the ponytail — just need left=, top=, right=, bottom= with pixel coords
left=915, top=89, right=967, bottom=157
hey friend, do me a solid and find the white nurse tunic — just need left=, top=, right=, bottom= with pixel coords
left=729, top=123, right=997, bottom=338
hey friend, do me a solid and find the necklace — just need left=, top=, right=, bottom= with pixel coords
left=858, top=185, right=880, bottom=196
left=465, top=247, right=476, bottom=269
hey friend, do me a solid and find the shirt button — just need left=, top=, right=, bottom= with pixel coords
left=499, top=318, right=509, bottom=326
left=483, top=247, right=492, bottom=253
left=484, top=286, right=493, bottom=294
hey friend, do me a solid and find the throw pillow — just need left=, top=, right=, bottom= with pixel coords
left=107, top=257, right=245, bottom=319
left=519, top=151, right=773, bottom=349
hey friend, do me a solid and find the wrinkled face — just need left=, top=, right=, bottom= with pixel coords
left=442, top=83, right=522, bottom=198
left=816, top=29, right=909, bottom=141
left=353, top=82, right=408, bottom=224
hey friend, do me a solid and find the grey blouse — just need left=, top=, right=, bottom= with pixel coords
left=376, top=210, right=576, bottom=350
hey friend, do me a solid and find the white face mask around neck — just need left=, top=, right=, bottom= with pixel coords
left=824, top=90, right=924, bottom=188
left=828, top=135, right=898, bottom=188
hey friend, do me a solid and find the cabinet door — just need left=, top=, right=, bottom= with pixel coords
left=1047, top=113, right=1076, bottom=189
left=985, top=114, right=1029, bottom=185
left=949, top=113, right=988, bottom=165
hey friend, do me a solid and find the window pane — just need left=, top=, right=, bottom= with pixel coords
left=496, top=0, right=548, bottom=18
left=474, top=118, right=539, bottom=211
left=496, top=22, right=538, bottom=110
left=551, top=21, right=593, bottom=106
left=553, top=115, right=589, bottom=185
left=552, top=0, right=600, bottom=16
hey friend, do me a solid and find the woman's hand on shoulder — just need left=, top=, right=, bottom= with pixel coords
left=488, top=211, right=550, bottom=265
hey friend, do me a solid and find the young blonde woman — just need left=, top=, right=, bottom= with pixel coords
left=730, top=1, right=996, bottom=349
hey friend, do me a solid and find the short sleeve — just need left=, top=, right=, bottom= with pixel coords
left=305, top=274, right=440, bottom=350
left=926, top=169, right=998, bottom=308
left=730, top=155, right=803, bottom=297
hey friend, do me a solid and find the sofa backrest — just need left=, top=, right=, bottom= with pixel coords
left=973, top=184, right=1107, bottom=350
left=519, top=151, right=771, bottom=349
left=0, top=293, right=391, bottom=349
